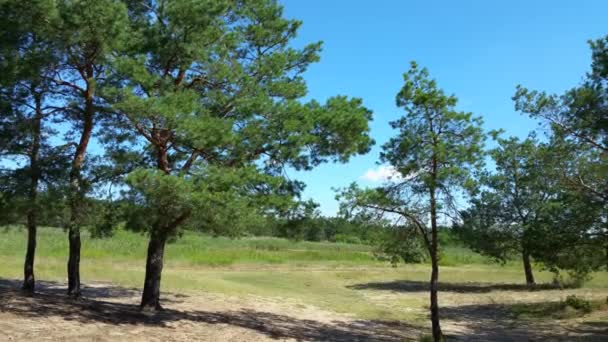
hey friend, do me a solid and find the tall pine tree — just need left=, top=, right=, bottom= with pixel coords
left=50, top=0, right=131, bottom=297
left=338, top=62, right=485, bottom=341
left=0, top=0, right=69, bottom=294
left=103, top=0, right=373, bottom=310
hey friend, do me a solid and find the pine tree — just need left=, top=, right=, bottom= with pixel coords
left=103, top=0, right=373, bottom=310
left=0, top=0, right=69, bottom=294
left=338, top=62, right=485, bottom=341
left=50, top=0, right=131, bottom=297
left=457, top=135, right=554, bottom=285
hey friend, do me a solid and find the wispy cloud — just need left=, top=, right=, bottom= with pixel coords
left=360, top=165, right=403, bottom=182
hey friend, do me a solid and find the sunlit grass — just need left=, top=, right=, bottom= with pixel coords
left=1, top=226, right=607, bottom=322
left=0, top=226, right=377, bottom=266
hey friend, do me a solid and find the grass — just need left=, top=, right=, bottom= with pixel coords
left=0, top=226, right=376, bottom=267
left=1, top=226, right=607, bottom=323
left=511, top=295, right=608, bottom=320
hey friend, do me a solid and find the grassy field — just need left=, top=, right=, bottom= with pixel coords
left=1, top=225, right=607, bottom=340
left=0, top=226, right=511, bottom=267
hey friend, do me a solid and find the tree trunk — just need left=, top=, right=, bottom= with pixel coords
left=22, top=99, right=42, bottom=294
left=138, top=129, right=192, bottom=310
left=23, top=216, right=37, bottom=293
left=67, top=74, right=94, bottom=298
left=522, top=249, right=535, bottom=286
left=429, top=187, right=443, bottom=342
left=140, top=230, right=167, bottom=311
left=139, top=142, right=172, bottom=311
left=66, top=225, right=82, bottom=296
left=605, top=243, right=607, bottom=272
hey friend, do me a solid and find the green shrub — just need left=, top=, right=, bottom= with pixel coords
left=564, top=295, right=592, bottom=313
left=511, top=295, right=602, bottom=319
left=372, top=228, right=427, bottom=265
left=418, top=333, right=433, bottom=342
left=333, top=234, right=362, bottom=245
left=550, top=270, right=591, bottom=289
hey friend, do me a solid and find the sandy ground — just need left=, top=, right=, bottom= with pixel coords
left=0, top=279, right=607, bottom=341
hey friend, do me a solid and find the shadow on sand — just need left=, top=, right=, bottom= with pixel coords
left=347, top=280, right=565, bottom=294
left=440, top=302, right=608, bottom=341
left=346, top=279, right=607, bottom=341
left=0, top=278, right=420, bottom=342
left=1, top=278, right=606, bottom=341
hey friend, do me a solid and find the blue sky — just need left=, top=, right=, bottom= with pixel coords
left=278, top=0, right=608, bottom=215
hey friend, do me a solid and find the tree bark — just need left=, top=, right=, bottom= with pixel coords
left=522, top=249, right=535, bottom=286
left=23, top=215, right=37, bottom=293
left=66, top=225, right=81, bottom=296
left=140, top=142, right=171, bottom=311
left=139, top=210, right=191, bottom=310
left=138, top=122, right=194, bottom=310
left=140, top=230, right=167, bottom=310
left=67, top=72, right=95, bottom=298
left=429, top=186, right=443, bottom=341
left=22, top=96, right=42, bottom=294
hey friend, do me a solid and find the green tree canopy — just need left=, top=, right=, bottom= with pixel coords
left=103, top=0, right=373, bottom=310
left=513, top=35, right=607, bottom=276
left=457, top=135, right=556, bottom=285
left=514, top=35, right=607, bottom=204
left=0, top=0, right=72, bottom=293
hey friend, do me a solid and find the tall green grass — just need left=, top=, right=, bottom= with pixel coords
left=0, top=226, right=378, bottom=267
left=0, top=226, right=557, bottom=269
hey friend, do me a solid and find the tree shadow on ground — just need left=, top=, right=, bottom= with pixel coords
left=0, top=278, right=421, bottom=342
left=574, top=321, right=608, bottom=336
left=0, top=278, right=140, bottom=299
left=441, top=302, right=608, bottom=341
left=348, top=280, right=564, bottom=293
left=2, top=278, right=605, bottom=341
left=347, top=280, right=607, bottom=340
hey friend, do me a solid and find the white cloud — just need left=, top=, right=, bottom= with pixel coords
left=360, top=165, right=403, bottom=182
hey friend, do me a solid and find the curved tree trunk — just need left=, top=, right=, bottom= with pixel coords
left=67, top=76, right=94, bottom=298
left=522, top=249, right=535, bottom=286
left=140, top=143, right=171, bottom=311
left=22, top=97, right=42, bottom=294
left=140, top=230, right=167, bottom=311
left=23, top=215, right=37, bottom=293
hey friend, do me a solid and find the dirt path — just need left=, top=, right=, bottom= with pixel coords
left=0, top=279, right=606, bottom=341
